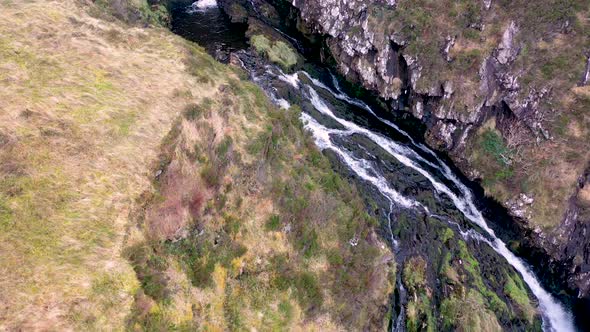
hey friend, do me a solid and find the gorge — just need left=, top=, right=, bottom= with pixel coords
left=168, top=0, right=588, bottom=330
left=0, top=0, right=588, bottom=330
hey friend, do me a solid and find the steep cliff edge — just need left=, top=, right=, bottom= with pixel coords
left=217, top=0, right=590, bottom=301
left=0, top=0, right=393, bottom=329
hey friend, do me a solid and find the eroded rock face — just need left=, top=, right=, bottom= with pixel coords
left=287, top=0, right=554, bottom=159
left=539, top=168, right=590, bottom=297
left=495, top=21, right=519, bottom=65
left=292, top=0, right=407, bottom=100
left=282, top=0, right=589, bottom=267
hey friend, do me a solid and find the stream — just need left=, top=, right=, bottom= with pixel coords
left=170, top=1, right=578, bottom=330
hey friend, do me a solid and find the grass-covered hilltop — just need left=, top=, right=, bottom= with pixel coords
left=0, top=0, right=395, bottom=329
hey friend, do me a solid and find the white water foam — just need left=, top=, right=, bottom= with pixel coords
left=276, top=98, right=291, bottom=109
left=278, top=71, right=300, bottom=88
left=302, top=71, right=447, bottom=172
left=302, top=113, right=418, bottom=210
left=291, top=71, right=575, bottom=332
left=187, top=0, right=218, bottom=13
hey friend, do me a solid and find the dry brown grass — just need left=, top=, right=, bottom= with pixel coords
left=0, top=0, right=219, bottom=329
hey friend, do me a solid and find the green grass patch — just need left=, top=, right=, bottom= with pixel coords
left=265, top=214, right=281, bottom=231
left=293, top=271, right=323, bottom=311
left=439, top=227, right=454, bottom=243
left=165, top=232, right=247, bottom=288
left=403, top=256, right=427, bottom=292
left=250, top=34, right=298, bottom=70
left=124, top=243, right=170, bottom=302
left=504, top=274, right=536, bottom=322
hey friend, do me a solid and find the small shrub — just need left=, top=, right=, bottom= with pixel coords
left=454, top=49, right=482, bottom=71
left=480, top=129, right=512, bottom=166
left=104, top=28, right=122, bottom=43
left=462, top=28, right=480, bottom=40
left=201, top=163, right=221, bottom=187
left=183, top=103, right=204, bottom=120
left=265, top=214, right=281, bottom=231
left=247, top=124, right=282, bottom=162
left=139, top=3, right=170, bottom=26
left=294, top=272, right=323, bottom=312
left=216, top=136, right=233, bottom=161
left=200, top=135, right=233, bottom=188
left=224, top=214, right=241, bottom=236
left=326, top=249, right=344, bottom=266
left=188, top=189, right=205, bottom=218
left=269, top=254, right=293, bottom=290
left=124, top=244, right=170, bottom=302
left=439, top=227, right=454, bottom=243
left=402, top=256, right=427, bottom=293
left=294, top=225, right=320, bottom=258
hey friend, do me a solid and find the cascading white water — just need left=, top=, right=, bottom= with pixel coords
left=187, top=0, right=218, bottom=13
left=301, top=113, right=419, bottom=211
left=278, top=70, right=575, bottom=332
left=174, top=2, right=578, bottom=327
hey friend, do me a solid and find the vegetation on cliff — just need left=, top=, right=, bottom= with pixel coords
left=251, top=34, right=298, bottom=70
left=394, top=211, right=540, bottom=331
left=367, top=0, right=590, bottom=230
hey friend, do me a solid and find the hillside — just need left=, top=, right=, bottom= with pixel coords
left=0, top=0, right=393, bottom=329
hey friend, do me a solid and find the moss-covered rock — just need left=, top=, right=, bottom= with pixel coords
left=250, top=34, right=298, bottom=70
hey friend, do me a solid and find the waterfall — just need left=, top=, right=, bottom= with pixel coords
left=276, top=69, right=575, bottom=332
left=174, top=4, right=578, bottom=328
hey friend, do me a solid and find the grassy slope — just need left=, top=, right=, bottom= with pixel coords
left=125, top=73, right=394, bottom=331
left=0, top=0, right=200, bottom=328
left=0, top=0, right=392, bottom=330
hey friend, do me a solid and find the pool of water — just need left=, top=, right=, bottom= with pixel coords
left=170, top=1, right=248, bottom=62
